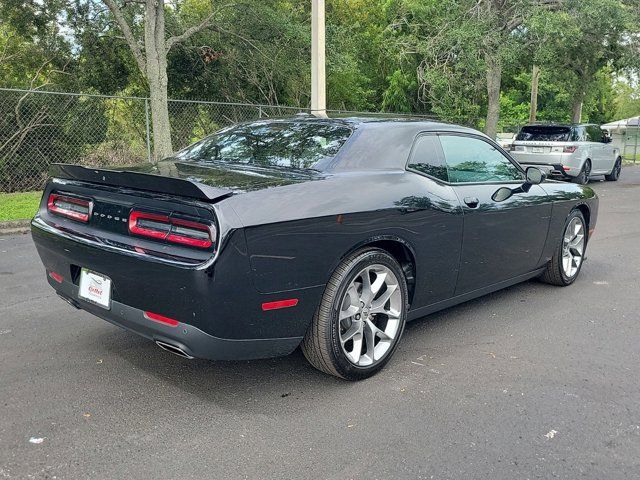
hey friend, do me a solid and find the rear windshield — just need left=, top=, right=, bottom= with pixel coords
left=174, top=121, right=353, bottom=170
left=516, top=126, right=572, bottom=142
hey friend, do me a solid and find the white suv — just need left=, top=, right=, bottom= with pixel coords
left=510, top=124, right=622, bottom=184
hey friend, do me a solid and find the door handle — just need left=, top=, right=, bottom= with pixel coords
left=463, top=196, right=480, bottom=208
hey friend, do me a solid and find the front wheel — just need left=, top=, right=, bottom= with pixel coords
left=605, top=157, right=622, bottom=181
left=540, top=209, right=587, bottom=286
left=301, top=248, right=408, bottom=380
left=571, top=160, right=591, bottom=185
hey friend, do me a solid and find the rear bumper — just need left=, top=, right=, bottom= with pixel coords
left=48, top=274, right=302, bottom=361
left=518, top=162, right=573, bottom=179
left=31, top=214, right=321, bottom=360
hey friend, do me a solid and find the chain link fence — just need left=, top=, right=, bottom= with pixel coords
left=0, top=87, right=442, bottom=192
left=0, top=88, right=314, bottom=192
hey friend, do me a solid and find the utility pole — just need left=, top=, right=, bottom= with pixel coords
left=311, top=0, right=327, bottom=117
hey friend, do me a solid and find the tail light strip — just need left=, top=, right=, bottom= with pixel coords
left=129, top=210, right=214, bottom=249
left=47, top=193, right=92, bottom=222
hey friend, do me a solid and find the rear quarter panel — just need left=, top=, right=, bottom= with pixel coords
left=223, top=170, right=464, bottom=310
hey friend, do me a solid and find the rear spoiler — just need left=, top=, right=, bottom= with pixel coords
left=49, top=164, right=233, bottom=202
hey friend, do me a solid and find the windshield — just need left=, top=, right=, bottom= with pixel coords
left=516, top=126, right=572, bottom=142
left=174, top=121, right=353, bottom=170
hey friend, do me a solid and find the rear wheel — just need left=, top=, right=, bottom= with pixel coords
left=572, top=160, right=591, bottom=185
left=605, top=157, right=622, bottom=181
left=540, top=209, right=586, bottom=286
left=301, top=248, right=408, bottom=380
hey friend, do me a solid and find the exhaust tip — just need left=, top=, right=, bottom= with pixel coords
left=155, top=340, right=194, bottom=359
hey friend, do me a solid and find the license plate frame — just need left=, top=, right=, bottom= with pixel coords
left=78, top=268, right=112, bottom=310
left=531, top=146, right=545, bottom=154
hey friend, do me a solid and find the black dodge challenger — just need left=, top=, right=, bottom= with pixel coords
left=32, top=117, right=598, bottom=380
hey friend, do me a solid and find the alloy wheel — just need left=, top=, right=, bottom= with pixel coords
left=562, top=216, right=585, bottom=278
left=338, top=264, right=402, bottom=367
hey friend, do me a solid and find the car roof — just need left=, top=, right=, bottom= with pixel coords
left=287, top=116, right=483, bottom=172
left=521, top=123, right=599, bottom=128
left=220, top=116, right=487, bottom=172
left=286, top=114, right=477, bottom=131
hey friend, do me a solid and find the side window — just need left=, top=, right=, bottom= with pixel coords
left=407, top=134, right=448, bottom=182
left=586, top=126, right=602, bottom=143
left=439, top=135, right=523, bottom=184
left=571, top=127, right=586, bottom=142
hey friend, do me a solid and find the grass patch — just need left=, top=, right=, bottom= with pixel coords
left=622, top=154, right=639, bottom=165
left=0, top=191, right=42, bottom=221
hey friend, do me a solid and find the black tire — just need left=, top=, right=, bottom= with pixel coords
left=301, top=248, right=409, bottom=380
left=571, top=160, right=591, bottom=185
left=604, top=157, right=622, bottom=181
left=540, top=209, right=586, bottom=286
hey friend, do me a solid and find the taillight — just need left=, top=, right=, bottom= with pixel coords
left=47, top=193, right=92, bottom=222
left=128, top=210, right=214, bottom=249
left=563, top=146, right=578, bottom=153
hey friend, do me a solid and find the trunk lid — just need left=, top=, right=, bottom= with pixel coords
left=51, top=163, right=233, bottom=202
left=51, top=158, right=322, bottom=200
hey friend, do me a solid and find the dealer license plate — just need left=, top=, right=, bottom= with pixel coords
left=78, top=268, right=112, bottom=310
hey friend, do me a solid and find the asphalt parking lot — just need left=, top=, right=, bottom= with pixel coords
left=1, top=167, right=639, bottom=479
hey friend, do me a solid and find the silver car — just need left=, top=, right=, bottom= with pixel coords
left=510, top=124, right=622, bottom=184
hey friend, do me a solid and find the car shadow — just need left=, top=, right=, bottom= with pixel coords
left=90, top=276, right=567, bottom=411
left=96, top=325, right=351, bottom=412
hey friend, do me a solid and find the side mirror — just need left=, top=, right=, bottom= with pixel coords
left=492, top=167, right=544, bottom=202
left=525, top=166, right=544, bottom=185
left=602, top=136, right=612, bottom=144
left=492, top=187, right=513, bottom=202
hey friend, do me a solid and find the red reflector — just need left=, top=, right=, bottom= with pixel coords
left=563, top=146, right=578, bottom=153
left=47, top=193, right=92, bottom=222
left=129, top=210, right=214, bottom=249
left=143, top=311, right=180, bottom=327
left=49, top=271, right=64, bottom=283
left=562, top=166, right=571, bottom=171
left=261, top=299, right=299, bottom=311
left=589, top=228, right=595, bottom=237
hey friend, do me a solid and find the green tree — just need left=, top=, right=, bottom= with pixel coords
left=530, top=0, right=638, bottom=123
left=613, top=79, right=640, bottom=119
left=100, top=0, right=235, bottom=162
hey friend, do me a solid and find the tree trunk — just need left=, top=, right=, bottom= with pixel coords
left=571, top=88, right=585, bottom=123
left=484, top=52, right=502, bottom=139
left=144, top=0, right=173, bottom=163
left=104, top=0, right=222, bottom=171
left=529, top=65, right=540, bottom=123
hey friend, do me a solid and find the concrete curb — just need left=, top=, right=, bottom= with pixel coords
left=0, top=219, right=31, bottom=236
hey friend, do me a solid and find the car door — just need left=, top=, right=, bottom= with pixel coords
left=599, top=126, right=618, bottom=172
left=404, top=133, right=464, bottom=307
left=437, top=133, right=552, bottom=295
left=585, top=125, right=607, bottom=172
